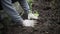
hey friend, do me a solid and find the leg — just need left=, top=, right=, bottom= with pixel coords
left=1, top=0, right=23, bottom=23
left=18, top=0, right=30, bottom=19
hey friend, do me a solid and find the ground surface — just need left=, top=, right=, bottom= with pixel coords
left=0, top=17, right=60, bottom=34
left=0, top=1, right=60, bottom=34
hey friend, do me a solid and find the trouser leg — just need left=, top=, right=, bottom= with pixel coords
left=1, top=0, right=23, bottom=23
left=18, top=0, right=30, bottom=19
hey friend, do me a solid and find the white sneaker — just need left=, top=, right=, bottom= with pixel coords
left=28, top=13, right=38, bottom=19
left=23, top=20, right=37, bottom=27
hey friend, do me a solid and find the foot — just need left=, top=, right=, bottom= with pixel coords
left=28, top=13, right=38, bottom=20
left=23, top=20, right=37, bottom=27
left=12, top=19, right=37, bottom=27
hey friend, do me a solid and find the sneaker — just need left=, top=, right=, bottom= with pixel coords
left=23, top=20, right=37, bottom=27
left=28, top=13, right=38, bottom=20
